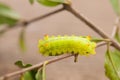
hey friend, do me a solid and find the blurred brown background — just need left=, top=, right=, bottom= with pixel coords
left=0, top=0, right=116, bottom=80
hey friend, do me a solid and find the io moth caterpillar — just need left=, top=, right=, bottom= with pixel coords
left=38, top=35, right=96, bottom=56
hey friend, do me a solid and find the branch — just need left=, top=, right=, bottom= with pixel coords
left=63, top=4, right=120, bottom=51
left=0, top=7, right=65, bottom=34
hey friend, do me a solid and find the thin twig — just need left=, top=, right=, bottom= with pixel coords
left=97, top=18, right=120, bottom=48
left=0, top=7, right=65, bottom=34
left=96, top=42, right=107, bottom=48
left=111, top=18, right=120, bottom=37
left=63, top=4, right=120, bottom=51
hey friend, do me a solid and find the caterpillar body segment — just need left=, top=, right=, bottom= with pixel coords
left=38, top=35, right=96, bottom=56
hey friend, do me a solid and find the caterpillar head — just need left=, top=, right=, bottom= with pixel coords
left=74, top=37, right=96, bottom=55
left=85, top=42, right=96, bottom=55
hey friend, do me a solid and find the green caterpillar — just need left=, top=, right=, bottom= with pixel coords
left=38, top=35, right=96, bottom=56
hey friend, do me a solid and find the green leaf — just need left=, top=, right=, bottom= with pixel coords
left=105, top=50, right=120, bottom=80
left=110, top=0, right=120, bottom=16
left=29, top=0, right=34, bottom=4
left=0, top=16, right=18, bottom=26
left=0, top=3, right=20, bottom=26
left=21, top=71, right=35, bottom=80
left=15, top=61, right=32, bottom=68
left=15, top=61, right=37, bottom=80
left=35, top=61, right=48, bottom=80
left=15, top=61, right=48, bottom=80
left=115, top=29, right=120, bottom=43
left=48, top=0, right=71, bottom=4
left=35, top=69, right=43, bottom=80
left=19, top=28, right=26, bottom=52
left=37, top=0, right=60, bottom=7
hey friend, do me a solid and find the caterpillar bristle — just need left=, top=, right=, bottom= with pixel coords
left=79, top=36, right=83, bottom=38
left=44, top=43, right=49, bottom=47
left=71, top=35, right=75, bottom=37
left=57, top=35, right=61, bottom=37
left=71, top=34, right=74, bottom=36
left=64, top=35, right=68, bottom=37
left=86, top=35, right=91, bottom=40
left=43, top=53, right=49, bottom=56
left=44, top=34, right=48, bottom=37
left=44, top=34, right=49, bottom=40
left=38, top=39, right=42, bottom=47
left=38, top=39, right=42, bottom=43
